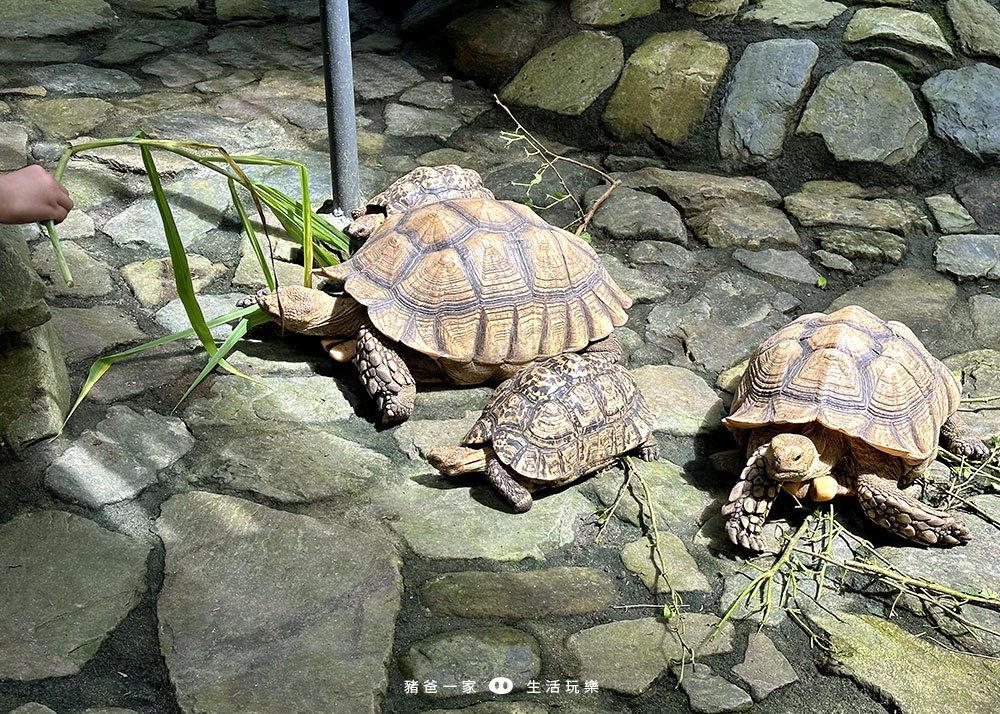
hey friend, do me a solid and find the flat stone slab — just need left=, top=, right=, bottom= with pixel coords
left=31, top=241, right=111, bottom=298
left=352, top=53, right=423, bottom=100
left=675, top=662, right=753, bottom=713
left=156, top=491, right=402, bottom=714
left=922, top=63, right=1000, bottom=159
left=818, top=228, right=907, bottom=263
left=620, top=535, right=711, bottom=594
left=741, top=0, right=847, bottom=29
left=401, top=627, right=541, bottom=696
left=121, top=254, right=223, bottom=307
left=0, top=321, right=70, bottom=450
left=948, top=0, right=1000, bottom=59
left=601, top=255, right=670, bottom=304
left=689, top=205, right=799, bottom=248
left=614, top=168, right=781, bottom=216
left=1, top=0, right=116, bottom=39
left=809, top=610, right=1000, bottom=714
left=969, top=295, right=1000, bottom=348
left=957, top=178, right=1000, bottom=232
left=500, top=31, right=624, bottom=116
left=603, top=31, right=729, bottom=146
left=585, top=185, right=687, bottom=245
left=944, top=351, right=1000, bottom=439
left=49, top=305, right=146, bottom=363
left=567, top=614, right=734, bottom=695
left=154, top=292, right=248, bottom=341
left=934, top=234, right=1000, bottom=279
left=371, top=473, right=595, bottom=561
left=142, top=53, right=225, bottom=87
left=784, top=193, right=931, bottom=235
left=383, top=103, right=463, bottom=141
left=733, top=248, right=821, bottom=284
left=925, top=194, right=978, bottom=234
left=731, top=632, right=798, bottom=701
left=719, top=39, right=819, bottom=164
left=632, top=364, right=724, bottom=435
left=627, top=240, right=695, bottom=269
left=421, top=567, right=616, bottom=619
left=45, top=405, right=194, bottom=507
left=0, top=510, right=150, bottom=680
left=19, top=98, right=114, bottom=139
left=0, top=224, right=49, bottom=333
left=843, top=8, right=953, bottom=55
left=27, top=63, right=139, bottom=96
left=797, top=61, right=927, bottom=165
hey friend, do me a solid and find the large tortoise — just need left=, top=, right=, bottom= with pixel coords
left=249, top=166, right=631, bottom=423
left=428, top=352, right=659, bottom=511
left=722, top=305, right=988, bottom=552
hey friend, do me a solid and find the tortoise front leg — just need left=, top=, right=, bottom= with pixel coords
left=580, top=332, right=622, bottom=363
left=940, top=413, right=989, bottom=460
left=357, top=320, right=416, bottom=424
left=854, top=472, right=970, bottom=546
left=486, top=457, right=533, bottom=513
left=722, top=443, right=780, bottom=553
left=638, top=434, right=659, bottom=462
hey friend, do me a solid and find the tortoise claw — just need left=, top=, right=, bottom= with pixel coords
left=236, top=287, right=271, bottom=309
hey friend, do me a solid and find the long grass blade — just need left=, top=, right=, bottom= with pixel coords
left=174, top=315, right=251, bottom=410
left=228, top=178, right=275, bottom=290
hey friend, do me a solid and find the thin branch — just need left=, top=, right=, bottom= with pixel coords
left=576, top=179, right=620, bottom=236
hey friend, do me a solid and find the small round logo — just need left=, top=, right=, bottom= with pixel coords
left=488, top=677, right=514, bottom=694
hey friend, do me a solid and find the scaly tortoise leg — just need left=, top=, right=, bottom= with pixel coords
left=722, top=443, right=780, bottom=553
left=486, top=457, right=533, bottom=513
left=356, top=319, right=416, bottom=424
left=638, top=434, right=659, bottom=462
left=580, top=332, right=623, bottom=363
left=854, top=472, right=970, bottom=546
left=940, top=413, right=989, bottom=460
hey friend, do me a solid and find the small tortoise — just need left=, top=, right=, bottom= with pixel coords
left=347, top=164, right=493, bottom=241
left=427, top=352, right=659, bottom=512
left=249, top=167, right=631, bottom=423
left=723, top=305, right=988, bottom=552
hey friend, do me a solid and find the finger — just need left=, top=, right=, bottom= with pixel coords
left=55, top=181, right=70, bottom=198
left=51, top=205, right=69, bottom=223
left=57, top=192, right=73, bottom=212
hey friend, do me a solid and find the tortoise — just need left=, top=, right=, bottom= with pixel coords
left=427, top=352, right=659, bottom=512
left=722, top=304, right=988, bottom=552
left=247, top=167, right=631, bottom=423
left=346, top=164, right=493, bottom=241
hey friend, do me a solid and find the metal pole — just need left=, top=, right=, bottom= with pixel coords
left=320, top=0, right=362, bottom=215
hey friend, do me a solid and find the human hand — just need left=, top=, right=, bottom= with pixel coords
left=0, top=164, right=74, bottom=224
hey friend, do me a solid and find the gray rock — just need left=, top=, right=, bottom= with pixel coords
left=392, top=412, right=480, bottom=460
left=601, top=255, right=670, bottom=304
left=154, top=292, right=250, bottom=341
left=402, top=627, right=541, bottom=696
left=1, top=0, right=116, bottom=39
left=0, top=39, right=82, bottom=63
left=604, top=31, right=729, bottom=146
left=88, top=343, right=202, bottom=404
left=675, top=663, right=753, bottom=713
left=784, top=192, right=932, bottom=235
left=801, top=179, right=871, bottom=197
left=400, top=81, right=455, bottom=110
left=116, top=17, right=206, bottom=47
left=27, top=63, right=138, bottom=96
left=0, top=224, right=49, bottom=333
left=812, top=249, right=856, bottom=273
left=195, top=69, right=257, bottom=94
left=384, top=103, right=463, bottom=142
left=443, top=1, right=551, bottom=88
left=741, top=0, right=847, bottom=29
left=632, top=364, right=724, bottom=435
left=353, top=53, right=423, bottom=101
left=0, top=122, right=28, bottom=170
left=142, top=53, right=225, bottom=88
left=571, top=0, right=659, bottom=26
left=31, top=241, right=113, bottom=299
left=925, top=194, right=978, bottom=234
left=352, top=32, right=403, bottom=54
left=922, top=63, right=1000, bottom=159
left=500, top=31, right=624, bottom=116
left=70, top=136, right=192, bottom=175
left=627, top=240, right=695, bottom=269
left=719, top=39, right=819, bottom=164
left=970, top=294, right=1000, bottom=348
left=8, top=705, right=59, bottom=714
left=121, top=254, right=223, bottom=307
left=646, top=270, right=797, bottom=372
left=731, top=632, right=799, bottom=700
left=49, top=305, right=146, bottom=364
left=689, top=206, right=799, bottom=248
left=424, top=704, right=546, bottom=714
left=734, top=248, right=822, bottom=284
left=370, top=473, right=595, bottom=561
left=945, top=351, right=1000, bottom=440
left=18, top=98, right=114, bottom=139
left=818, top=228, right=907, bottom=263
left=215, top=0, right=283, bottom=21
left=620, top=535, right=711, bottom=594
left=614, top=168, right=781, bottom=216
left=95, top=39, right=162, bottom=66
left=116, top=0, right=199, bottom=17
left=567, top=614, right=734, bottom=695
left=934, top=234, right=1000, bottom=279
left=809, top=609, right=1000, bottom=714
left=45, top=405, right=194, bottom=506
left=797, top=61, right=927, bottom=165
left=157, top=491, right=402, bottom=714
left=421, top=568, right=616, bottom=620
left=957, top=178, right=1000, bottom=232
left=145, top=111, right=283, bottom=152
left=947, top=0, right=1000, bottom=59
left=0, top=510, right=150, bottom=680
left=687, top=0, right=748, bottom=20
left=828, top=268, right=974, bottom=355
left=585, top=185, right=687, bottom=244
left=843, top=8, right=953, bottom=55
left=0, top=321, right=70, bottom=451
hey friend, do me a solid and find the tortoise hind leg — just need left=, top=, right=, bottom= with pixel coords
left=486, top=457, right=533, bottom=513
left=854, top=472, right=970, bottom=546
left=722, top=443, right=779, bottom=553
left=580, top=332, right=622, bottom=363
left=940, top=414, right=989, bottom=460
left=357, top=320, right=416, bottom=424
left=638, top=434, right=659, bottom=462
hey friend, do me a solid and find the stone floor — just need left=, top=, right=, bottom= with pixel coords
left=2, top=1, right=1000, bottom=714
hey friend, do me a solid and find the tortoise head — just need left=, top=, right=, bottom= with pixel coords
left=346, top=209, right=386, bottom=242
left=765, top=433, right=825, bottom=482
left=256, top=285, right=366, bottom=337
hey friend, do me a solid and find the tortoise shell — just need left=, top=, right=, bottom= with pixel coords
left=726, top=305, right=961, bottom=463
left=352, top=164, right=493, bottom=220
left=464, top=352, right=656, bottom=483
left=322, top=197, right=631, bottom=365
